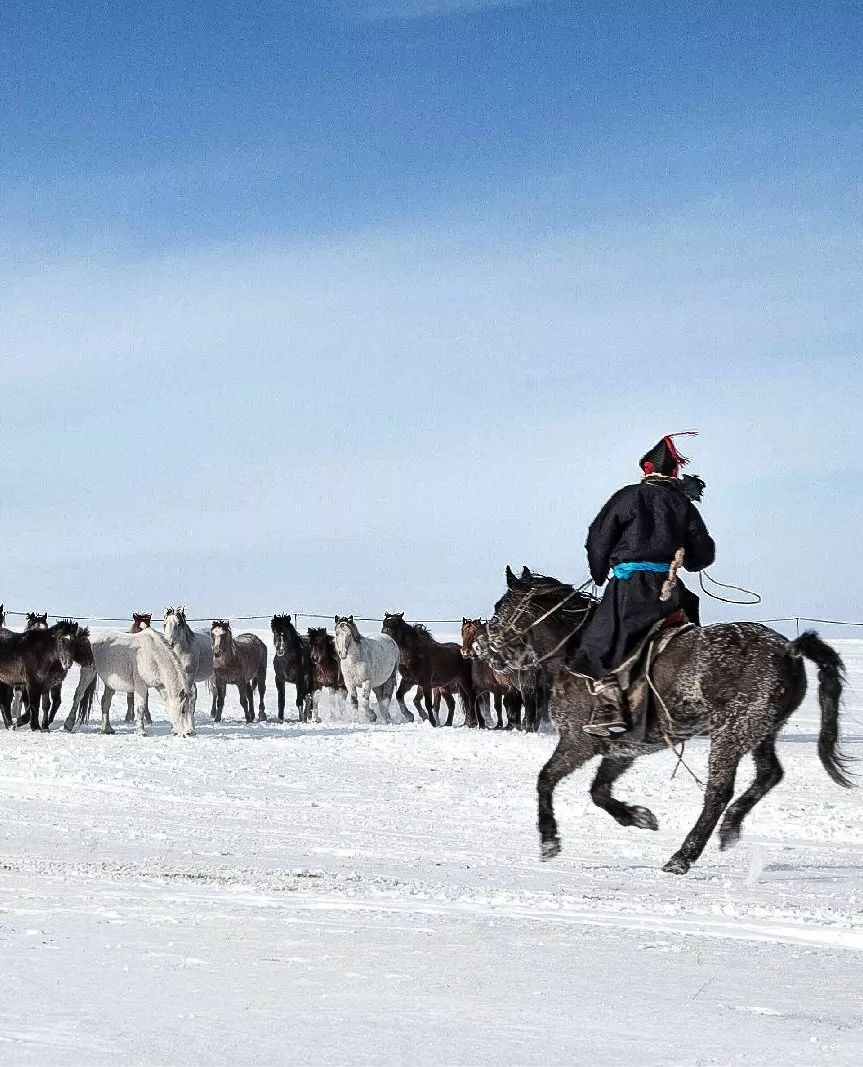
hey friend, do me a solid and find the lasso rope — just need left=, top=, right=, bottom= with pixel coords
left=698, top=570, right=762, bottom=606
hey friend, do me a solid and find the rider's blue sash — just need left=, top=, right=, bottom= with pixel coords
left=612, top=561, right=670, bottom=580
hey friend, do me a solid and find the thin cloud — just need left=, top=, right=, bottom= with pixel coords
left=335, top=1, right=527, bottom=21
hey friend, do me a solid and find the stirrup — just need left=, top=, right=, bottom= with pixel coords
left=583, top=720, right=628, bottom=739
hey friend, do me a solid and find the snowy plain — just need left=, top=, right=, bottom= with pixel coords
left=1, top=627, right=861, bottom=1066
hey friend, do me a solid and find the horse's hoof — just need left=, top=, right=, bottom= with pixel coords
left=258, top=712, right=268, bottom=722
left=718, top=823, right=741, bottom=851
left=144, top=712, right=153, bottom=726
left=401, top=710, right=415, bottom=723
left=102, top=726, right=116, bottom=736
left=124, top=711, right=134, bottom=723
left=540, top=838, right=561, bottom=861
left=365, top=710, right=377, bottom=723
left=662, top=854, right=691, bottom=875
left=627, top=806, right=659, bottom=831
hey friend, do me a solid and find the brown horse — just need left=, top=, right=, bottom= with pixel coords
left=125, top=613, right=153, bottom=723
left=381, top=613, right=478, bottom=727
left=210, top=620, right=268, bottom=723
left=306, top=627, right=347, bottom=714
left=461, top=618, right=523, bottom=729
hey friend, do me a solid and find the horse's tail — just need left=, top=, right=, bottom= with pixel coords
left=79, top=674, right=99, bottom=724
left=791, top=630, right=855, bottom=788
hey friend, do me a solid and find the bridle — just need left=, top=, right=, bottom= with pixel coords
left=488, top=581, right=595, bottom=667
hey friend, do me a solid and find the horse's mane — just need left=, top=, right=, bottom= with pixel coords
left=211, top=618, right=231, bottom=629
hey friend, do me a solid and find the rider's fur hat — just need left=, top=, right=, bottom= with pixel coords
left=639, top=432, right=698, bottom=478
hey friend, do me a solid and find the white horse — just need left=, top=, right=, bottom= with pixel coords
left=163, top=606, right=214, bottom=724
left=333, top=615, right=399, bottom=723
left=64, top=629, right=192, bottom=737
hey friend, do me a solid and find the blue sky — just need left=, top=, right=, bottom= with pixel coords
left=2, top=1, right=861, bottom=631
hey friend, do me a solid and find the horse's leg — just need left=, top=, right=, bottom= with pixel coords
left=538, top=733, right=597, bottom=859
left=241, top=683, right=254, bottom=723
left=133, top=682, right=149, bottom=736
left=143, top=690, right=152, bottom=726
left=0, top=684, right=13, bottom=730
left=125, top=692, right=135, bottom=723
left=523, top=690, right=539, bottom=733
left=276, top=673, right=286, bottom=721
left=214, top=679, right=225, bottom=722
left=47, top=685, right=63, bottom=726
left=503, top=692, right=521, bottom=731
left=27, top=685, right=41, bottom=731
left=377, top=670, right=394, bottom=721
left=590, top=756, right=659, bottom=831
left=15, top=690, right=31, bottom=729
left=472, top=686, right=485, bottom=729
left=38, top=686, right=51, bottom=732
left=373, top=679, right=394, bottom=725
left=256, top=665, right=267, bottom=721
left=100, top=685, right=116, bottom=735
left=719, top=736, right=784, bottom=851
left=411, top=685, right=426, bottom=722
left=496, top=693, right=505, bottom=729
left=663, top=742, right=740, bottom=875
left=361, top=680, right=375, bottom=723
left=422, top=685, right=437, bottom=728
left=394, top=677, right=414, bottom=723
left=441, top=690, right=456, bottom=727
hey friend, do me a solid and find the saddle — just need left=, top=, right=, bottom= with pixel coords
left=612, top=613, right=694, bottom=741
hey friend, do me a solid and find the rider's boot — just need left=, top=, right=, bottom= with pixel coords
left=583, top=676, right=629, bottom=738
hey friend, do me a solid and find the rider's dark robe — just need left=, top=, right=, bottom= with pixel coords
left=574, top=477, right=715, bottom=678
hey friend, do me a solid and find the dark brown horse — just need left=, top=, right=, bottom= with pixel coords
left=210, top=620, right=268, bottom=723
left=125, top=613, right=153, bottom=723
left=381, top=613, right=477, bottom=728
left=481, top=566, right=854, bottom=874
left=271, top=614, right=316, bottom=722
left=0, top=621, right=93, bottom=731
left=307, top=627, right=347, bottom=710
left=461, top=618, right=523, bottom=730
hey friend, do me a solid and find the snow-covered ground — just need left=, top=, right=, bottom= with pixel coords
left=1, top=630, right=862, bottom=1065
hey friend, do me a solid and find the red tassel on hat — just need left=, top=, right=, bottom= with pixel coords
left=663, top=430, right=698, bottom=468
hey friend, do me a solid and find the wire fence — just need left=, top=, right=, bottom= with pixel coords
left=3, top=607, right=863, bottom=634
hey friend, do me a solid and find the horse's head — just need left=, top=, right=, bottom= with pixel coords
left=460, top=617, right=484, bottom=658
left=163, top=607, right=186, bottom=644
left=271, top=614, right=297, bottom=657
left=165, top=686, right=193, bottom=737
left=73, top=626, right=94, bottom=667
left=26, top=611, right=48, bottom=630
left=131, top=611, right=153, bottom=633
left=210, top=619, right=233, bottom=659
left=334, top=616, right=359, bottom=660
left=53, top=619, right=80, bottom=671
left=381, top=612, right=405, bottom=640
left=307, top=627, right=329, bottom=664
left=486, top=566, right=595, bottom=670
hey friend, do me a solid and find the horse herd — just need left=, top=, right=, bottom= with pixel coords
left=0, top=604, right=546, bottom=737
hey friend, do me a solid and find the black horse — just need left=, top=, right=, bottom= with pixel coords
left=0, top=621, right=93, bottom=731
left=479, top=566, right=854, bottom=874
left=271, top=614, right=316, bottom=722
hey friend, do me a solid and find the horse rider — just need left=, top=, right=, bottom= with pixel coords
left=575, top=432, right=716, bottom=738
